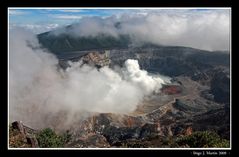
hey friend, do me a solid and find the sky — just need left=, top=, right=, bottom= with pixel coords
left=8, top=8, right=230, bottom=51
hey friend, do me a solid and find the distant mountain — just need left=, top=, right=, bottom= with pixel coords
left=37, top=27, right=131, bottom=54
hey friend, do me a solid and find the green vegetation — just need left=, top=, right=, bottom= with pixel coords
left=9, top=123, right=229, bottom=148
left=176, top=131, right=230, bottom=148
left=36, top=128, right=71, bottom=148
left=113, top=131, right=229, bottom=148
left=38, top=33, right=131, bottom=53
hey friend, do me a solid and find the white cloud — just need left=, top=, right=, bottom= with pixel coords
left=51, top=10, right=230, bottom=51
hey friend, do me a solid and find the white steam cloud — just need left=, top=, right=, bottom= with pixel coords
left=51, top=11, right=230, bottom=51
left=9, top=28, right=168, bottom=129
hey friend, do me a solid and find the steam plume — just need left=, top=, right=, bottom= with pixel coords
left=9, top=28, right=169, bottom=129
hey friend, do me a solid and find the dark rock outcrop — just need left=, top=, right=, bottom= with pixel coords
left=210, top=71, right=230, bottom=104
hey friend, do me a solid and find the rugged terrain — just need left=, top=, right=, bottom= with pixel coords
left=10, top=30, right=230, bottom=148
left=63, top=75, right=229, bottom=147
